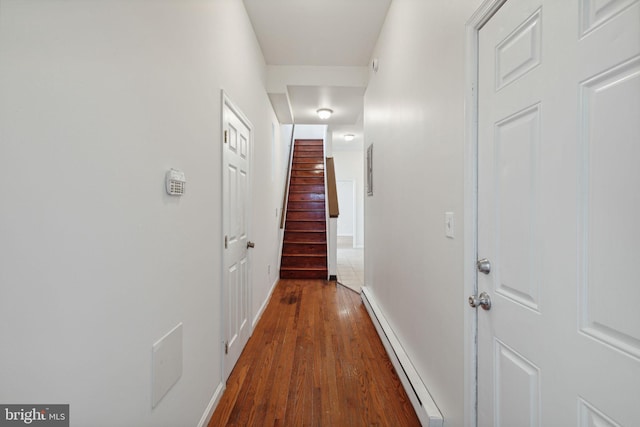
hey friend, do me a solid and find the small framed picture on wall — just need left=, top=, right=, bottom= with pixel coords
left=366, top=143, right=373, bottom=196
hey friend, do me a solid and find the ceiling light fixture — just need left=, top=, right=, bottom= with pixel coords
left=344, top=134, right=355, bottom=141
left=316, top=108, right=333, bottom=120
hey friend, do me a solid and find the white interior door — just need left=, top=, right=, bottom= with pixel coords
left=222, top=94, right=252, bottom=380
left=477, top=0, right=640, bottom=425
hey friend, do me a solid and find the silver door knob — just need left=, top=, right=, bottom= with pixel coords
left=469, top=292, right=491, bottom=310
left=477, top=258, right=491, bottom=274
left=247, top=241, right=255, bottom=249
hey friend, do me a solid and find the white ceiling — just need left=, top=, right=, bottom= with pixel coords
left=243, top=0, right=392, bottom=150
left=243, top=0, right=391, bottom=67
left=287, top=85, right=365, bottom=125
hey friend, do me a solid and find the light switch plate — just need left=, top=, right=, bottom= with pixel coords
left=445, top=212, right=455, bottom=238
left=152, top=323, right=183, bottom=407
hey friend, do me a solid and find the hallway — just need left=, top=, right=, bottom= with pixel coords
left=3, top=1, right=638, bottom=425
left=209, top=279, right=420, bottom=426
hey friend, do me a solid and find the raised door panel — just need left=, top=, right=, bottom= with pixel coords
left=496, top=8, right=542, bottom=90
left=579, top=57, right=640, bottom=359
left=494, top=340, right=540, bottom=427
left=579, top=398, right=622, bottom=427
left=494, top=104, right=541, bottom=311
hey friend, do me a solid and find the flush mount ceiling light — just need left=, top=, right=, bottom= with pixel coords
left=344, top=134, right=355, bottom=141
left=316, top=108, right=333, bottom=120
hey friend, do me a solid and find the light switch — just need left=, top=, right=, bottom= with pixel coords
left=445, top=212, right=455, bottom=238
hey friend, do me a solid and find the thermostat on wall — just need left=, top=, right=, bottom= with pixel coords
left=165, top=169, right=186, bottom=196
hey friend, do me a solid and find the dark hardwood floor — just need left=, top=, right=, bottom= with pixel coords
left=209, top=279, right=421, bottom=427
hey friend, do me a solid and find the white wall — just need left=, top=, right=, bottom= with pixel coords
left=333, top=150, right=364, bottom=247
left=0, top=1, right=284, bottom=426
left=336, top=181, right=355, bottom=237
left=293, top=124, right=328, bottom=140
left=363, top=1, right=482, bottom=426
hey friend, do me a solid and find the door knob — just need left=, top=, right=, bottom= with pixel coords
left=469, top=292, right=492, bottom=310
left=477, top=258, right=491, bottom=274
left=247, top=241, right=255, bottom=249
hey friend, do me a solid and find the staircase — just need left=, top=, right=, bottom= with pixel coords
left=280, top=139, right=328, bottom=279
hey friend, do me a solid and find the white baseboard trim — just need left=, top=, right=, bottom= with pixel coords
left=253, top=276, right=279, bottom=328
left=197, top=381, right=225, bottom=427
left=360, top=286, right=444, bottom=427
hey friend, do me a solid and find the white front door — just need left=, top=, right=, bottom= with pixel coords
left=477, top=0, right=640, bottom=425
left=222, top=94, right=252, bottom=380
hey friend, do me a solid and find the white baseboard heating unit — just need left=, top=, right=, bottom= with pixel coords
left=361, top=287, right=444, bottom=427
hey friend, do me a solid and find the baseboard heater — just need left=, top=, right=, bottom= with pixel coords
left=361, top=287, right=444, bottom=427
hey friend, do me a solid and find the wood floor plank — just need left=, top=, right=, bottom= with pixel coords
left=208, top=279, right=421, bottom=427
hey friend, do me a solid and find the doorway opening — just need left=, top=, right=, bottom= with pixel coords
left=336, top=179, right=363, bottom=293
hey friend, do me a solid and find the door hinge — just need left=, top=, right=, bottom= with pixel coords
left=224, top=235, right=228, bottom=249
left=224, top=130, right=228, bottom=144
left=224, top=341, right=229, bottom=354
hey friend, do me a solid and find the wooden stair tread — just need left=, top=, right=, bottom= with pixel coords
left=282, top=242, right=326, bottom=245
left=283, top=243, right=327, bottom=246
left=283, top=235, right=326, bottom=237
left=281, top=254, right=326, bottom=257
